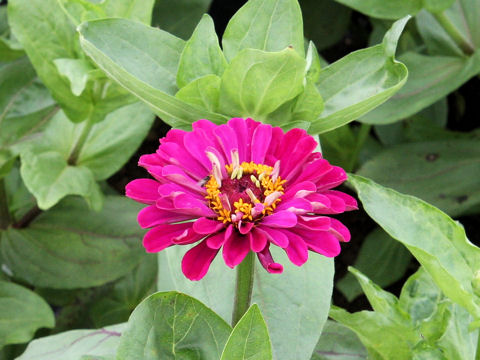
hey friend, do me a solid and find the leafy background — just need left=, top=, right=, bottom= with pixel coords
left=0, top=0, right=479, bottom=359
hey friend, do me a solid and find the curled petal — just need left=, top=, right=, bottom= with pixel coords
left=276, top=198, right=312, bottom=214
left=249, top=228, right=268, bottom=252
left=182, top=241, right=219, bottom=281
left=324, top=190, right=358, bottom=211
left=223, top=228, right=250, bottom=268
left=143, top=223, right=194, bottom=252
left=257, top=226, right=289, bottom=248
left=193, top=217, right=225, bottom=234
left=261, top=210, right=297, bottom=228
left=283, top=231, right=309, bottom=266
left=315, top=166, right=347, bottom=191
left=297, top=216, right=331, bottom=231
left=329, top=218, right=351, bottom=242
left=125, top=179, right=159, bottom=204
left=257, top=245, right=283, bottom=274
left=137, top=205, right=193, bottom=228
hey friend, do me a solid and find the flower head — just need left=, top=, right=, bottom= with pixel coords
left=126, top=118, right=357, bottom=280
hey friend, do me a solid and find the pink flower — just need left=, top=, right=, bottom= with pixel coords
left=126, top=118, right=357, bottom=280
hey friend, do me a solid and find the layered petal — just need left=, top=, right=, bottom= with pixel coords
left=182, top=240, right=219, bottom=280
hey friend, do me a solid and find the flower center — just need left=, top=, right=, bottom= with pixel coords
left=204, top=160, right=286, bottom=224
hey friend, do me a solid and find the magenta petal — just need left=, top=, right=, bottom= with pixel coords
left=137, top=205, right=193, bottom=228
left=249, top=228, right=268, bottom=252
left=138, top=153, right=164, bottom=167
left=228, top=118, right=249, bottom=161
left=283, top=231, right=309, bottom=266
left=276, top=198, right=312, bottom=214
left=303, top=231, right=341, bottom=257
left=206, top=231, right=228, bottom=249
left=125, top=179, right=159, bottom=204
left=325, top=190, right=358, bottom=211
left=223, top=229, right=250, bottom=268
left=182, top=241, right=219, bottom=281
left=257, top=226, right=289, bottom=248
left=329, top=218, right=351, bottom=242
left=162, top=165, right=206, bottom=194
left=143, top=222, right=195, bottom=252
left=281, top=136, right=318, bottom=181
left=238, top=221, right=254, bottom=235
left=293, top=159, right=331, bottom=185
left=214, top=124, right=239, bottom=163
left=261, top=210, right=297, bottom=228
left=282, top=181, right=317, bottom=201
left=251, top=124, right=272, bottom=164
left=193, top=217, right=224, bottom=234
left=257, top=246, right=283, bottom=274
left=297, top=216, right=331, bottom=231
left=316, top=166, right=348, bottom=191
left=173, top=194, right=216, bottom=217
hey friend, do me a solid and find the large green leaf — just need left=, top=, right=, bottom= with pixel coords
left=17, top=323, right=125, bottom=360
left=0, top=57, right=56, bottom=153
left=1, top=196, right=146, bottom=289
left=157, top=247, right=334, bottom=360
left=0, top=281, right=55, bottom=348
left=360, top=51, right=480, bottom=125
left=218, top=48, right=306, bottom=119
left=337, top=227, right=412, bottom=301
left=176, top=14, right=227, bottom=88
left=79, top=18, right=228, bottom=127
left=221, top=304, right=272, bottom=360
left=311, top=16, right=409, bottom=134
left=116, top=291, right=232, bottom=360
left=348, top=175, right=480, bottom=321
left=311, top=320, right=367, bottom=360
left=357, top=140, right=480, bottom=217
left=8, top=0, right=132, bottom=123
left=222, top=0, right=304, bottom=61
left=152, top=0, right=213, bottom=40
left=334, top=0, right=454, bottom=19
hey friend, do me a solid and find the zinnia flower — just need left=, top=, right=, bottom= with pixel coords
left=126, top=118, right=357, bottom=280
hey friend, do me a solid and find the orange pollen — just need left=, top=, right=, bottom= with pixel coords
left=204, top=161, right=286, bottom=224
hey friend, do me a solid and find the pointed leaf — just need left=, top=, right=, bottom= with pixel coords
left=175, top=74, right=221, bottom=112
left=0, top=281, right=55, bottom=348
left=335, top=0, right=421, bottom=20
left=311, top=16, right=409, bottom=134
left=176, top=14, right=227, bottom=88
left=222, top=0, right=304, bottom=60
left=116, top=292, right=232, bottom=360
left=221, top=304, right=272, bottom=360
left=79, top=18, right=228, bottom=127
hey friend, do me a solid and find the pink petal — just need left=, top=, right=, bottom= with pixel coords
left=276, top=198, right=312, bottom=214
left=227, top=118, right=249, bottom=161
left=143, top=223, right=194, bottom=252
left=207, top=227, right=229, bottom=249
left=184, top=128, right=214, bottom=171
left=223, top=227, right=251, bottom=268
left=292, top=158, right=331, bottom=185
left=238, top=221, right=254, bottom=235
left=173, top=193, right=216, bottom=217
left=316, top=166, right=347, bottom=191
left=138, top=153, right=164, bottom=168
left=283, top=230, right=309, bottom=266
left=214, top=124, right=238, bottom=163
left=257, top=226, right=289, bottom=248
left=329, top=218, right=351, bottom=242
left=261, top=210, right=297, bottom=228
left=307, top=193, right=345, bottom=214
left=182, top=240, right=219, bottom=281
left=125, top=179, right=159, bottom=204
left=193, top=217, right=225, bottom=234
left=281, top=136, right=318, bottom=181
left=302, top=231, right=341, bottom=257
left=324, top=190, right=358, bottom=211
left=275, top=128, right=307, bottom=161
left=251, top=123, right=272, bottom=164
left=157, top=142, right=205, bottom=180
left=297, top=216, right=331, bottom=231
left=257, top=245, right=283, bottom=274
left=161, top=165, right=206, bottom=194
left=249, top=228, right=268, bottom=252
left=172, top=227, right=205, bottom=245
left=137, top=205, right=193, bottom=228
left=282, top=181, right=317, bottom=201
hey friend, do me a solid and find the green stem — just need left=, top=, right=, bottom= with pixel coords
left=347, top=124, right=371, bottom=172
left=231, top=251, right=255, bottom=327
left=0, top=178, right=11, bottom=229
left=67, top=115, right=95, bottom=165
left=476, top=330, right=480, bottom=360
left=433, top=11, right=475, bottom=56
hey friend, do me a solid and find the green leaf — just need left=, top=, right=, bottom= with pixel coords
left=0, top=150, right=15, bottom=180
left=0, top=57, right=56, bottom=152
left=20, top=149, right=103, bottom=211
left=0, top=281, right=55, bottom=348
left=16, top=323, right=125, bottom=360
left=1, top=196, right=146, bottom=289
left=305, top=41, right=322, bottom=83
left=116, top=292, right=232, bottom=360
left=357, top=140, right=480, bottom=217
left=76, top=102, right=155, bottom=180
left=348, top=174, right=480, bottom=321
left=337, top=228, right=412, bottom=302
left=334, top=0, right=422, bottom=20
left=157, top=247, right=334, bottom=360
left=222, top=0, right=304, bottom=61
left=175, top=74, right=221, bottom=112
left=311, top=16, right=409, bottom=134
left=290, top=80, right=324, bottom=124
left=218, top=48, right=306, bottom=118
left=152, top=0, right=213, bottom=40
left=360, top=51, right=480, bottom=125
left=176, top=14, right=227, bottom=88
left=79, top=18, right=228, bottom=127
left=221, top=304, right=272, bottom=360
left=311, top=320, right=367, bottom=360
left=90, top=254, right=158, bottom=328
left=301, top=0, right=351, bottom=51
left=53, top=58, right=95, bottom=96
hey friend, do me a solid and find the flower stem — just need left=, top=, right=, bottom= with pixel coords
left=67, top=115, right=95, bottom=165
left=231, top=251, right=255, bottom=327
left=475, top=330, right=480, bottom=360
left=433, top=11, right=475, bottom=56
left=0, top=178, right=11, bottom=229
